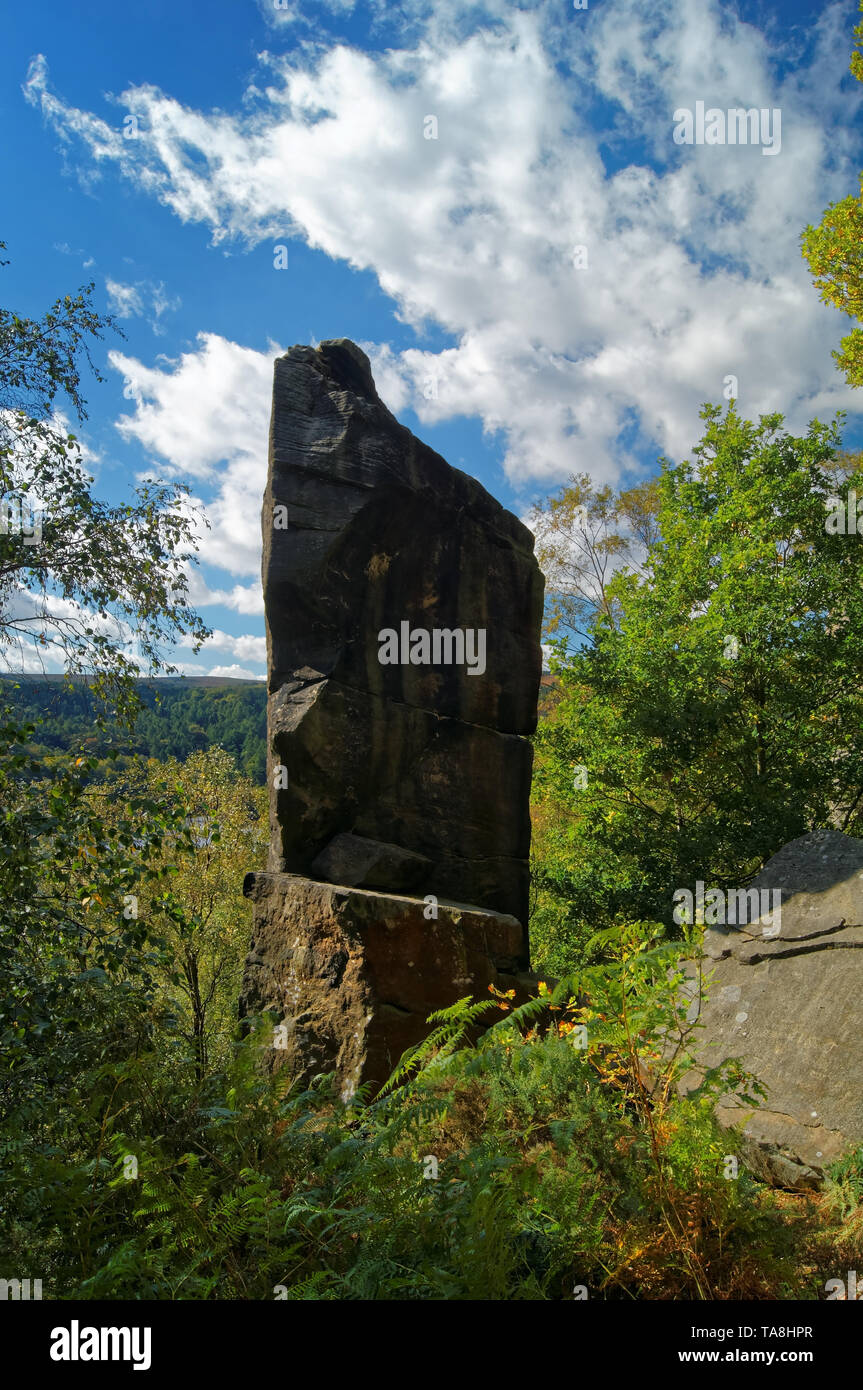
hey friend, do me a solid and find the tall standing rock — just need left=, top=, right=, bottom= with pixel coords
left=241, top=339, right=544, bottom=1091
left=261, top=338, right=542, bottom=927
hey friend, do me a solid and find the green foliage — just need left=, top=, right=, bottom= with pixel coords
left=0, top=235, right=857, bottom=1307
left=530, top=405, right=863, bottom=956
left=1, top=904, right=833, bottom=1302
left=826, top=1146, right=863, bottom=1222
left=0, top=709, right=272, bottom=1294
left=104, top=746, right=269, bottom=1075
left=0, top=677, right=267, bottom=781
left=0, top=245, right=210, bottom=722
left=0, top=710, right=194, bottom=1095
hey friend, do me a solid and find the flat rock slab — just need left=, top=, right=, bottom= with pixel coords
left=241, top=871, right=531, bottom=1095
left=680, top=829, right=863, bottom=1188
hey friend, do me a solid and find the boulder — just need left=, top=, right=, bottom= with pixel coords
left=241, top=871, right=531, bottom=1095
left=680, top=829, right=863, bottom=1188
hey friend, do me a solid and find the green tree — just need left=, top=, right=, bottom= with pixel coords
left=0, top=717, right=198, bottom=1128
left=0, top=242, right=210, bottom=721
left=801, top=2, right=863, bottom=386
left=101, top=749, right=268, bottom=1076
left=0, top=248, right=219, bottom=1279
left=532, top=404, right=863, bottom=957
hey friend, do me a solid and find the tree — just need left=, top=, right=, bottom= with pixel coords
left=0, top=243, right=210, bottom=720
left=0, top=717, right=198, bottom=1124
left=101, top=749, right=268, bottom=1077
left=800, top=2, right=863, bottom=386
left=529, top=473, right=661, bottom=645
left=531, top=404, right=863, bottom=954
left=0, top=248, right=221, bottom=1250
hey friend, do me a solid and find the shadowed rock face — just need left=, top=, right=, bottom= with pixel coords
left=680, top=829, right=863, bottom=1189
left=261, top=337, right=544, bottom=935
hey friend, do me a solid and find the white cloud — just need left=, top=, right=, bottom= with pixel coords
left=192, top=628, right=267, bottom=664
left=150, top=283, right=182, bottom=329
left=111, top=334, right=273, bottom=483
left=106, top=276, right=180, bottom=333
left=0, top=647, right=63, bottom=676
left=106, top=278, right=145, bottom=318
left=0, top=580, right=267, bottom=680
left=257, top=0, right=303, bottom=24
left=0, top=582, right=141, bottom=673
left=24, top=0, right=863, bottom=498
left=185, top=569, right=265, bottom=615
left=206, top=663, right=262, bottom=679
left=111, top=333, right=277, bottom=578
left=175, top=624, right=266, bottom=669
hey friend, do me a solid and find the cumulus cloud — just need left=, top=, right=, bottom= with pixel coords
left=0, top=582, right=143, bottom=676
left=0, top=645, right=63, bottom=676
left=23, top=0, right=863, bottom=491
left=0, top=582, right=267, bottom=680
left=173, top=625, right=266, bottom=676
left=185, top=569, right=265, bottom=615
left=111, top=333, right=278, bottom=577
left=183, top=627, right=267, bottom=664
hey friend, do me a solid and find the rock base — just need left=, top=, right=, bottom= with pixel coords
left=240, top=871, right=532, bottom=1096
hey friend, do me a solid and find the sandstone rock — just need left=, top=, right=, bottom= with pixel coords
left=262, top=337, right=543, bottom=932
left=239, top=340, right=543, bottom=1091
left=241, top=871, right=530, bottom=1095
left=680, top=829, right=863, bottom=1188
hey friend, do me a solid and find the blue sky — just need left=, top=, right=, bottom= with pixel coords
left=3, top=0, right=862, bottom=679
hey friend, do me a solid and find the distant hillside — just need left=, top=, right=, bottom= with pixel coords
left=0, top=675, right=267, bottom=782
left=1, top=672, right=557, bottom=782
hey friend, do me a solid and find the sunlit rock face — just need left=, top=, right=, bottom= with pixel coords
left=680, top=829, right=863, bottom=1189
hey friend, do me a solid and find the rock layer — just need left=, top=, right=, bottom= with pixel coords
left=680, top=829, right=863, bottom=1188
